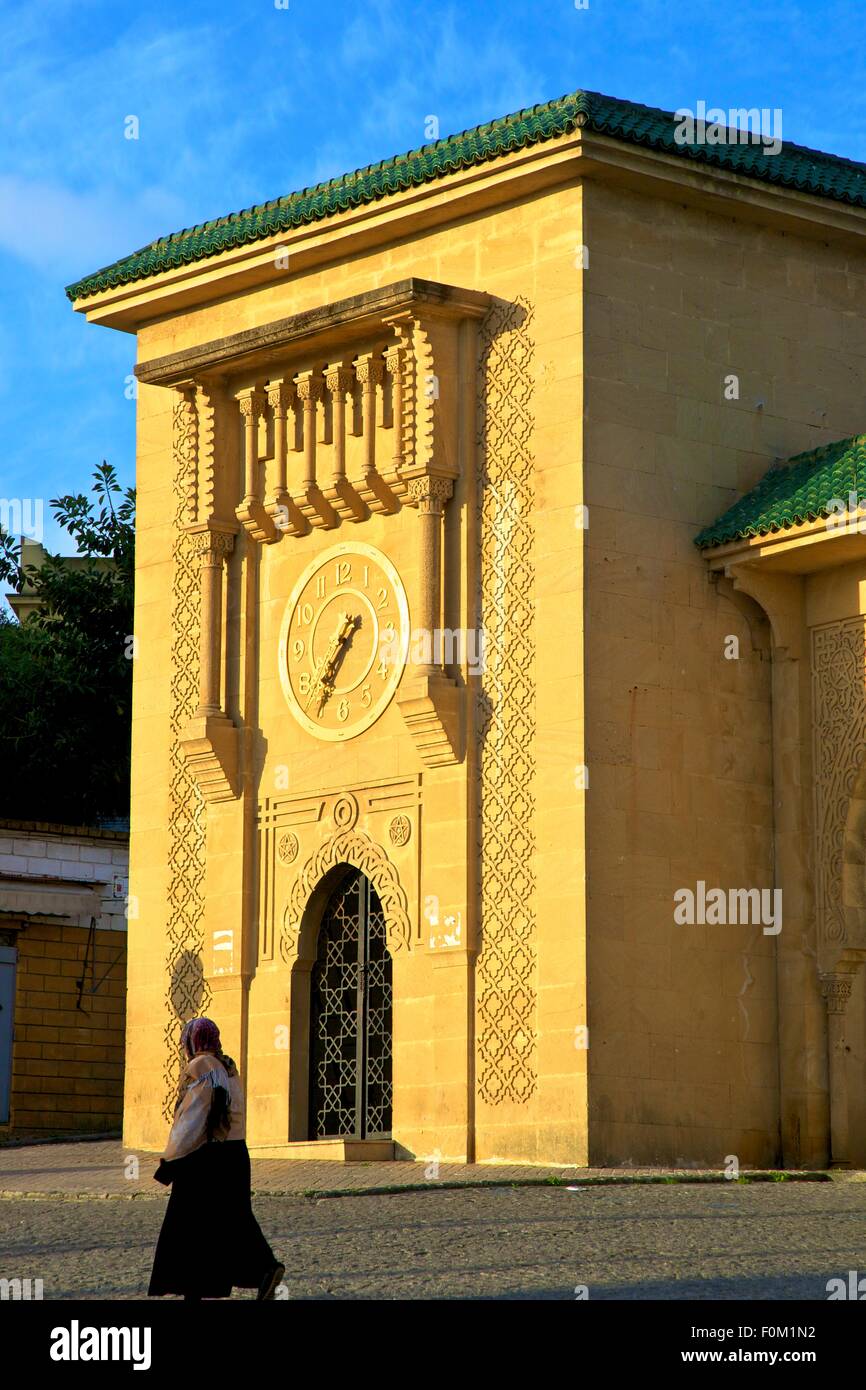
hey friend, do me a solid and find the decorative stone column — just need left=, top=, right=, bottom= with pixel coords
left=294, top=370, right=335, bottom=527
left=412, top=474, right=452, bottom=675
left=322, top=362, right=362, bottom=521
left=264, top=378, right=302, bottom=537
left=195, top=530, right=233, bottom=716
left=295, top=370, right=323, bottom=490
left=820, top=972, right=854, bottom=1167
left=395, top=473, right=462, bottom=766
left=353, top=352, right=391, bottom=514
left=236, top=387, right=278, bottom=542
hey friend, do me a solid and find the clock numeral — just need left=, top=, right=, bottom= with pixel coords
left=337, top=699, right=350, bottom=722
left=298, top=671, right=311, bottom=696
left=361, top=684, right=372, bottom=708
left=292, top=639, right=305, bottom=661
left=376, top=586, right=388, bottom=610
left=315, top=575, right=327, bottom=599
left=297, top=601, right=314, bottom=627
left=377, top=657, right=389, bottom=679
left=363, top=564, right=369, bottom=587
left=335, top=560, right=351, bottom=585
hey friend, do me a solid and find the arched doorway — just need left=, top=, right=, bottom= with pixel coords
left=308, top=865, right=393, bottom=1140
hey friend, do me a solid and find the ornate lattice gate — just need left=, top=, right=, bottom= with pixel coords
left=309, top=867, right=393, bottom=1139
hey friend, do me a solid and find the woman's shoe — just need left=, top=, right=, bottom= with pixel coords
left=257, top=1263, right=285, bottom=1301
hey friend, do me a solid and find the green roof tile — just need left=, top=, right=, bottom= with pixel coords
left=694, top=435, right=866, bottom=549
left=65, top=88, right=866, bottom=302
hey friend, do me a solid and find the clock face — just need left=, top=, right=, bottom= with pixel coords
left=278, top=541, right=410, bottom=741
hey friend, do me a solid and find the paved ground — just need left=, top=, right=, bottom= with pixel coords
left=2, top=1181, right=865, bottom=1300
left=2, top=1139, right=861, bottom=1301
left=0, top=1138, right=825, bottom=1198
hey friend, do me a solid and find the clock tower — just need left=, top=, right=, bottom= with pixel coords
left=126, top=279, right=504, bottom=1161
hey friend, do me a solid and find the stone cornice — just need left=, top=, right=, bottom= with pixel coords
left=135, top=279, right=490, bottom=387
left=577, top=131, right=866, bottom=248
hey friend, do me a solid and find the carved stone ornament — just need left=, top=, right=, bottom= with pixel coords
left=278, top=832, right=299, bottom=865
left=389, top=814, right=411, bottom=847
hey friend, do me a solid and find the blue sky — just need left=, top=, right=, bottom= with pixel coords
left=2, top=0, right=864, bottom=561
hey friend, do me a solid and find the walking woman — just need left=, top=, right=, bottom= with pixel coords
left=148, top=1016, right=284, bottom=1300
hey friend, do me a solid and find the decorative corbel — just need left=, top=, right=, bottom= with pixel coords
left=179, top=526, right=240, bottom=802
left=235, top=386, right=279, bottom=542
left=293, top=370, right=337, bottom=529
left=396, top=473, right=462, bottom=766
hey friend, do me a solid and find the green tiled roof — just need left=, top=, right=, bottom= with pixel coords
left=694, top=434, right=866, bottom=549
left=65, top=88, right=866, bottom=302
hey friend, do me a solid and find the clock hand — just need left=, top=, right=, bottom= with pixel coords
left=305, top=612, right=357, bottom=713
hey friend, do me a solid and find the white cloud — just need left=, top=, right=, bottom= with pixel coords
left=0, top=176, right=185, bottom=277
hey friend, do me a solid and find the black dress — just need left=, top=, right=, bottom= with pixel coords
left=148, top=1139, right=278, bottom=1298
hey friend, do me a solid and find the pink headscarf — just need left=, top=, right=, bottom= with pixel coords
left=181, top=1016, right=222, bottom=1059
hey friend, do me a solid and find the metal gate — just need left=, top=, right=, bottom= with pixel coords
left=309, top=867, right=393, bottom=1139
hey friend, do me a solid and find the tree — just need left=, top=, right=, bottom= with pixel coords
left=0, top=463, right=135, bottom=825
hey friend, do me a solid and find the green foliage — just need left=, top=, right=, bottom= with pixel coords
left=0, top=463, right=135, bottom=825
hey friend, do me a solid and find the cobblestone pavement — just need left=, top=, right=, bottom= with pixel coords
left=0, top=1139, right=830, bottom=1198
left=1, top=1181, right=865, bottom=1300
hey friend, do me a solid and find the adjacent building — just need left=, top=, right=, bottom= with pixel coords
left=0, top=821, right=128, bottom=1138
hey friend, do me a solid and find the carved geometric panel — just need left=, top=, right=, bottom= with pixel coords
left=162, top=392, right=211, bottom=1119
left=475, top=296, right=538, bottom=1106
left=812, top=618, right=866, bottom=950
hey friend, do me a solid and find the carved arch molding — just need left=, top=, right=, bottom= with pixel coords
left=257, top=777, right=421, bottom=964
left=283, top=829, right=411, bottom=959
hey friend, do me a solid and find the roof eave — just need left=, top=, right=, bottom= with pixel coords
left=699, top=511, right=866, bottom=574
left=70, top=125, right=866, bottom=335
left=69, top=127, right=586, bottom=333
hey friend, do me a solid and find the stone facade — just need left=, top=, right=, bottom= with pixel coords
left=69, top=101, right=866, bottom=1167
left=0, top=822, right=128, bottom=1137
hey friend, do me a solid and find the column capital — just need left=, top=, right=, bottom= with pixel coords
left=189, top=526, right=236, bottom=561
left=383, top=342, right=403, bottom=374
left=266, top=378, right=294, bottom=414
left=353, top=352, right=385, bottom=387
left=820, top=972, right=854, bottom=1013
left=324, top=361, right=355, bottom=396
left=293, top=369, right=325, bottom=403
left=408, top=474, right=454, bottom=512
left=235, top=386, right=266, bottom=420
